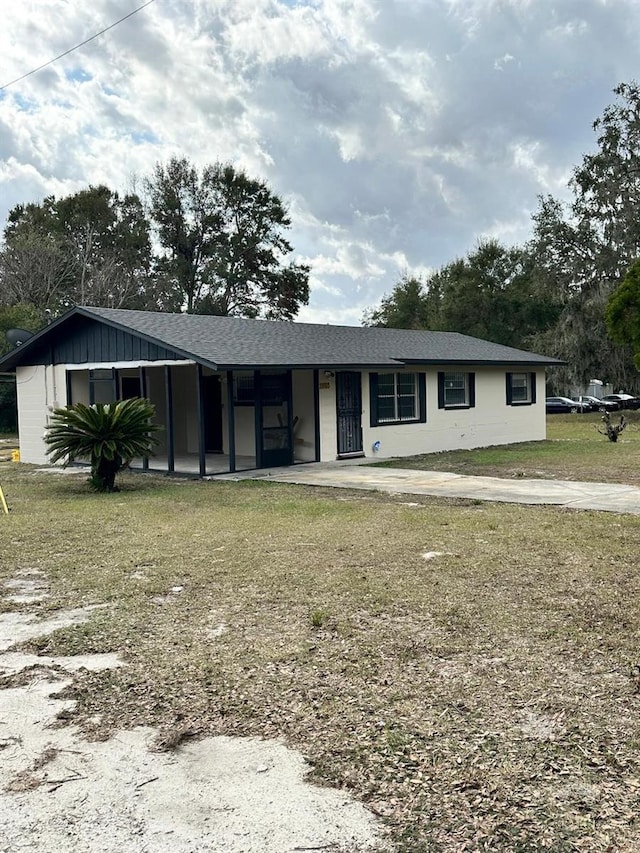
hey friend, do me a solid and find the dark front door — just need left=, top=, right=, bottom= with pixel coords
left=336, top=371, right=363, bottom=456
left=257, top=371, right=294, bottom=468
left=203, top=375, right=223, bottom=453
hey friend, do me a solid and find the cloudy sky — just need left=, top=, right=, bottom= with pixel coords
left=1, top=0, right=639, bottom=325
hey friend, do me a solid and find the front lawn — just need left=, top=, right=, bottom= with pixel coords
left=1, top=461, right=639, bottom=851
left=371, top=411, right=640, bottom=486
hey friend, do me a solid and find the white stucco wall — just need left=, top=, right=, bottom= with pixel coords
left=145, top=367, right=168, bottom=456
left=16, top=360, right=547, bottom=469
left=70, top=370, right=90, bottom=405
left=292, top=370, right=316, bottom=462
left=170, top=365, right=198, bottom=455
left=231, top=407, right=256, bottom=457
left=16, top=364, right=68, bottom=465
left=315, top=367, right=546, bottom=462
left=363, top=367, right=546, bottom=459
left=317, top=376, right=338, bottom=462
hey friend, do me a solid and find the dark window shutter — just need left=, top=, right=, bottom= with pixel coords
left=418, top=373, right=426, bottom=422
left=437, top=372, right=445, bottom=409
left=369, top=372, right=379, bottom=426
left=469, top=372, right=476, bottom=408
left=530, top=372, right=536, bottom=404
left=506, top=372, right=513, bottom=405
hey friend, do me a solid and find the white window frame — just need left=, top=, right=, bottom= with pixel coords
left=443, top=372, right=469, bottom=408
left=510, top=372, right=531, bottom=404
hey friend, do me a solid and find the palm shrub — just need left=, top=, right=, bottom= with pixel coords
left=45, top=398, right=160, bottom=492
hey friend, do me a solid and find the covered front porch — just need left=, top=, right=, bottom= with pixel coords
left=128, top=453, right=258, bottom=476
left=65, top=362, right=322, bottom=476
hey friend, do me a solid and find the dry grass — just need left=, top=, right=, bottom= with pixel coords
left=373, top=412, right=640, bottom=486
left=1, top=445, right=640, bottom=851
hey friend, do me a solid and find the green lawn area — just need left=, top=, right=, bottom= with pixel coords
left=371, top=411, right=640, bottom=486
left=1, top=429, right=640, bottom=851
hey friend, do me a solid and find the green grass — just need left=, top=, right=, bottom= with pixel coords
left=1, top=450, right=640, bottom=851
left=371, top=411, right=640, bottom=485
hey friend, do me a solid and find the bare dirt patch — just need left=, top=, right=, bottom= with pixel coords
left=1, top=677, right=383, bottom=852
left=3, top=569, right=48, bottom=604
left=0, top=579, right=386, bottom=853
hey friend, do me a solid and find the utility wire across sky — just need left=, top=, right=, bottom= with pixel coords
left=0, top=0, right=157, bottom=91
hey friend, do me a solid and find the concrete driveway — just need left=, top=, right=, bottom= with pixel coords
left=221, top=463, right=640, bottom=515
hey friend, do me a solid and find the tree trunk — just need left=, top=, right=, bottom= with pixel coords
left=90, top=455, right=122, bottom=492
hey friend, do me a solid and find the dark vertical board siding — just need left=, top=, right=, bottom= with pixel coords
left=23, top=318, right=184, bottom=365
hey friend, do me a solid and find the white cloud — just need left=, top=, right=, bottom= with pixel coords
left=494, top=52, right=515, bottom=70
left=2, top=0, right=640, bottom=324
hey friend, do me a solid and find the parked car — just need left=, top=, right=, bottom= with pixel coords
left=546, top=396, right=579, bottom=414
left=600, top=393, right=640, bottom=410
left=570, top=396, right=597, bottom=412
left=571, top=395, right=619, bottom=413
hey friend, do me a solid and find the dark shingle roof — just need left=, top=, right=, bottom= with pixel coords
left=0, top=305, right=563, bottom=371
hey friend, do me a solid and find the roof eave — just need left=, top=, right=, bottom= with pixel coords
left=0, top=306, right=81, bottom=372
left=398, top=357, right=566, bottom=367
left=77, top=307, right=223, bottom=370
left=0, top=306, right=223, bottom=373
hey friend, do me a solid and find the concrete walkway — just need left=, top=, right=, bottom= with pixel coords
left=220, top=463, right=640, bottom=515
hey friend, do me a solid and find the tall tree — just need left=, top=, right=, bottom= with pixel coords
left=527, top=82, right=640, bottom=391
left=0, top=199, right=76, bottom=311
left=606, top=258, right=640, bottom=369
left=429, top=241, right=558, bottom=348
left=0, top=303, right=46, bottom=433
left=0, top=303, right=45, bottom=357
left=364, top=241, right=560, bottom=351
left=146, top=158, right=310, bottom=318
left=362, top=275, right=431, bottom=329
left=54, top=187, right=158, bottom=310
left=0, top=187, right=164, bottom=315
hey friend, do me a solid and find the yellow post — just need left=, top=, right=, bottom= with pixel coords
left=0, top=485, right=8, bottom=515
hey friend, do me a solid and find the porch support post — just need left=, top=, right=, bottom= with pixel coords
left=226, top=370, right=236, bottom=473
left=164, top=365, right=174, bottom=473
left=286, top=370, right=294, bottom=464
left=139, top=366, right=149, bottom=471
left=65, top=371, right=73, bottom=406
left=313, top=369, right=321, bottom=462
left=112, top=368, right=118, bottom=401
left=254, top=370, right=262, bottom=468
left=196, top=364, right=206, bottom=477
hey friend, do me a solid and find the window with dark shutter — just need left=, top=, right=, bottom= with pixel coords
left=438, top=371, right=475, bottom=409
left=370, top=372, right=426, bottom=426
left=506, top=372, right=534, bottom=405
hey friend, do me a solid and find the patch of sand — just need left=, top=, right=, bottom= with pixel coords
left=0, top=579, right=386, bottom=853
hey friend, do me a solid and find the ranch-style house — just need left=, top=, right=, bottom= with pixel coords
left=0, top=306, right=562, bottom=475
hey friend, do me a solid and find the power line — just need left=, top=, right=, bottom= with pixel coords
left=0, top=0, right=157, bottom=91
